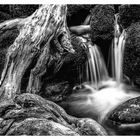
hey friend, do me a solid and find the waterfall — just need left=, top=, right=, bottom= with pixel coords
left=61, top=14, right=140, bottom=129
left=85, top=43, right=109, bottom=89
left=82, top=14, right=126, bottom=89
left=112, top=14, right=126, bottom=84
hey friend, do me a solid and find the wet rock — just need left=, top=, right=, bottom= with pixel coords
left=119, top=5, right=140, bottom=29
left=0, top=93, right=107, bottom=135
left=123, top=22, right=140, bottom=87
left=105, top=96, right=140, bottom=135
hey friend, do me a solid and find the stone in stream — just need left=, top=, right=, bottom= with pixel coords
left=104, top=96, right=140, bottom=135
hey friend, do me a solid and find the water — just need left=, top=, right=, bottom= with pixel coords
left=61, top=81, right=140, bottom=123
left=112, top=14, right=126, bottom=84
left=85, top=43, right=109, bottom=89
left=77, top=37, right=108, bottom=89
left=60, top=14, right=140, bottom=135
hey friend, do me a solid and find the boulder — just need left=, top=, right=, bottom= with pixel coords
left=0, top=93, right=107, bottom=135
left=90, top=5, right=115, bottom=44
left=123, top=22, right=140, bottom=87
left=119, top=5, right=140, bottom=29
left=104, top=96, right=140, bottom=135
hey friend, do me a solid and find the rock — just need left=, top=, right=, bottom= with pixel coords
left=123, top=22, right=140, bottom=87
left=0, top=93, right=107, bottom=135
left=40, top=81, right=73, bottom=102
left=104, top=96, right=140, bottom=135
left=6, top=118, right=79, bottom=136
left=90, top=5, right=115, bottom=74
left=119, top=5, right=140, bottom=29
left=90, top=5, right=115, bottom=44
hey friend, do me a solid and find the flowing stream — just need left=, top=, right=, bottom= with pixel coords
left=59, top=14, right=140, bottom=134
left=85, top=43, right=109, bottom=89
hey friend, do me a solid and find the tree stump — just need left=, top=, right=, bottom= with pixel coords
left=0, top=4, right=75, bottom=102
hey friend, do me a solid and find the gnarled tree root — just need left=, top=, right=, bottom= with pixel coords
left=0, top=5, right=75, bottom=101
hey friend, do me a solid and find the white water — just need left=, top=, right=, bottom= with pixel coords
left=85, top=43, right=109, bottom=89
left=61, top=14, right=140, bottom=128
left=112, top=14, right=126, bottom=84
left=63, top=81, right=139, bottom=124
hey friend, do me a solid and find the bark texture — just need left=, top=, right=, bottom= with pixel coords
left=0, top=5, right=75, bottom=102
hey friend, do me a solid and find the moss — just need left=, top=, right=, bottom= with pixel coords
left=109, top=96, right=140, bottom=124
left=123, top=22, right=140, bottom=86
left=90, top=5, right=115, bottom=44
left=119, top=5, right=140, bottom=29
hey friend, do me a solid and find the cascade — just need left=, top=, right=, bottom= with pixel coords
left=85, top=43, right=109, bottom=89
left=60, top=14, right=140, bottom=133
left=112, top=14, right=126, bottom=84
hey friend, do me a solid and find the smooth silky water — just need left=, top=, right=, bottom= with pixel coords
left=59, top=14, right=140, bottom=135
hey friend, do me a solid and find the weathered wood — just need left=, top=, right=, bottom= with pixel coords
left=0, top=5, right=75, bottom=101
left=0, top=18, right=24, bottom=32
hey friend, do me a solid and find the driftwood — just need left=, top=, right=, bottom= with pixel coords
left=0, top=5, right=75, bottom=102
